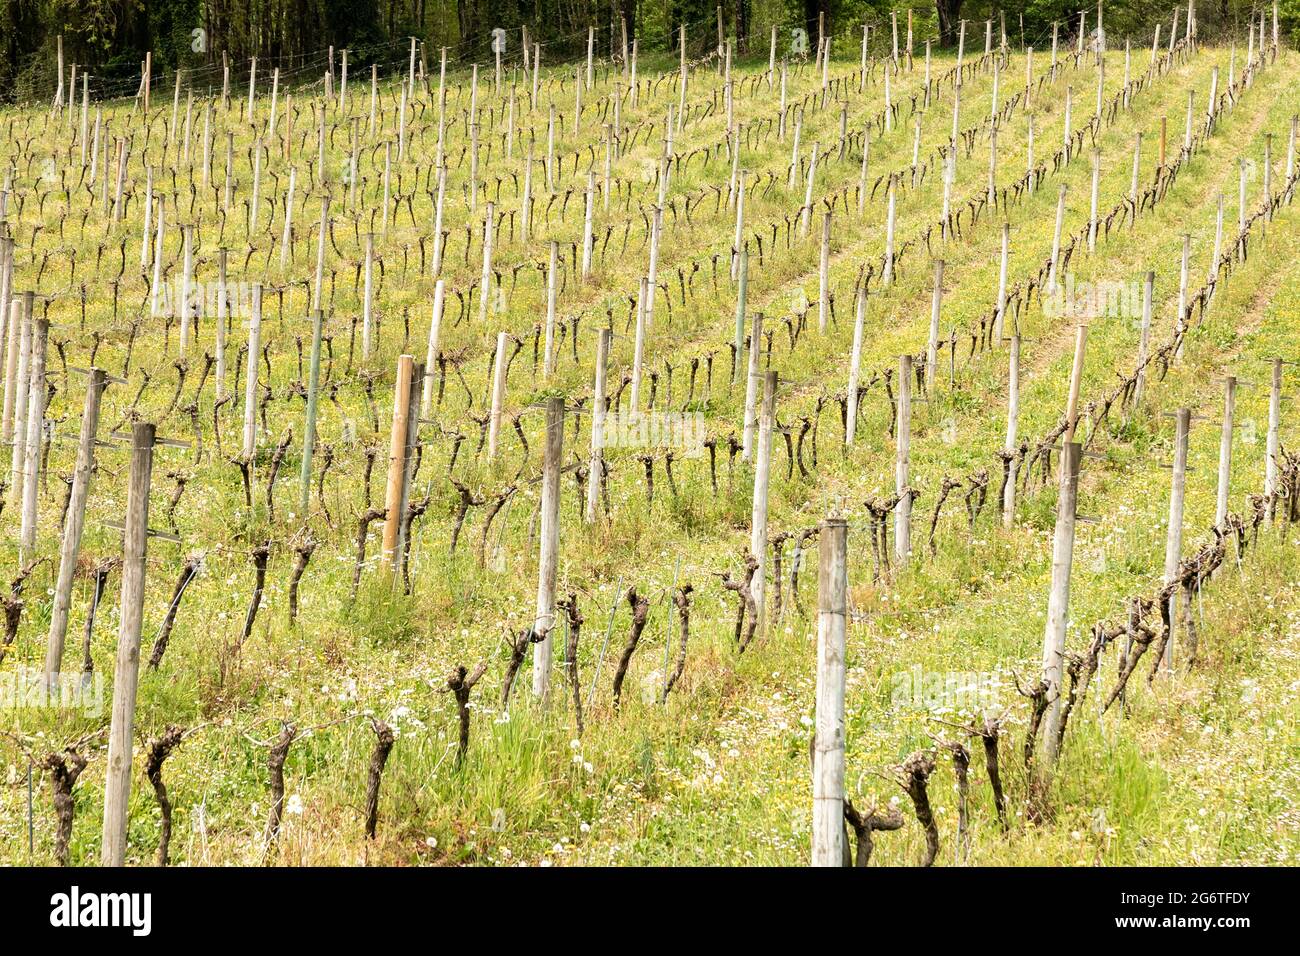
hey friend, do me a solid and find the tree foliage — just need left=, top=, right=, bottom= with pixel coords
left=0, top=0, right=1291, bottom=103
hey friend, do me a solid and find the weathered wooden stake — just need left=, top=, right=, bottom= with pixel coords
left=732, top=173, right=745, bottom=279
left=751, top=371, right=777, bottom=631
left=1038, top=441, right=1081, bottom=767
left=802, top=144, right=819, bottom=238
left=533, top=395, right=564, bottom=701
left=1215, top=376, right=1235, bottom=527
left=993, top=223, right=1010, bottom=343
left=381, top=355, right=415, bottom=565
left=733, top=245, right=748, bottom=383
left=1128, top=132, right=1143, bottom=209
left=430, top=165, right=446, bottom=278
left=544, top=241, right=559, bottom=378
left=245, top=56, right=256, bottom=121
left=630, top=277, right=648, bottom=409
left=5, top=293, right=31, bottom=501
left=478, top=201, right=496, bottom=326
left=178, top=225, right=194, bottom=356
left=645, top=206, right=662, bottom=326
left=1135, top=271, right=1154, bottom=406
left=1266, top=358, right=1282, bottom=516
left=394, top=359, right=423, bottom=578
left=586, top=330, right=610, bottom=524
left=362, top=233, right=375, bottom=360
left=1048, top=184, right=1067, bottom=293
left=1162, top=408, right=1191, bottom=671
left=242, top=285, right=263, bottom=460
left=340, top=49, right=348, bottom=112
left=300, top=309, right=323, bottom=515
left=277, top=168, right=297, bottom=273
left=45, top=368, right=107, bottom=682
left=1064, top=326, right=1088, bottom=441
left=883, top=176, right=897, bottom=285
left=1088, top=149, right=1101, bottom=252
left=982, top=122, right=993, bottom=206
left=895, top=355, right=912, bottom=563
left=488, top=331, right=508, bottom=458
left=1003, top=334, right=1021, bottom=528
left=19, top=313, right=48, bottom=554
left=811, top=516, right=847, bottom=867
left=582, top=173, right=595, bottom=279
left=102, top=421, right=156, bottom=866
left=846, top=288, right=866, bottom=445
left=1209, top=193, right=1225, bottom=288
left=743, top=312, right=764, bottom=460
left=149, top=198, right=166, bottom=319
left=312, top=196, right=330, bottom=312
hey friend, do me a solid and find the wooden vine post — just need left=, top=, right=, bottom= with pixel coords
left=215, top=248, right=229, bottom=399
left=1162, top=408, right=1191, bottom=672
left=488, top=331, right=508, bottom=458
left=533, top=395, right=564, bottom=702
left=846, top=288, right=865, bottom=445
left=1064, top=326, right=1088, bottom=439
left=1134, top=272, right=1155, bottom=406
left=544, top=241, right=559, bottom=378
left=300, top=309, right=323, bottom=515
left=1266, top=358, right=1282, bottom=518
left=994, top=222, right=1010, bottom=343
left=44, top=368, right=108, bottom=683
left=811, top=517, right=847, bottom=866
left=631, top=277, right=647, bottom=408
left=1, top=288, right=26, bottom=448
left=242, top=284, right=263, bottom=460
left=7, top=291, right=31, bottom=513
left=1175, top=233, right=1191, bottom=358
left=750, top=371, right=778, bottom=632
left=1038, top=441, right=1081, bottom=768
left=19, top=311, right=49, bottom=555
left=733, top=245, right=748, bottom=383
left=1040, top=328, right=1088, bottom=766
left=1047, top=184, right=1067, bottom=294
left=381, top=355, right=415, bottom=566
left=362, top=233, right=375, bottom=360
left=895, top=354, right=913, bottom=563
left=1215, top=377, right=1235, bottom=527
left=102, top=421, right=156, bottom=866
left=1003, top=334, right=1021, bottom=528
left=586, top=329, right=610, bottom=524
left=742, top=312, right=764, bottom=460
left=394, top=361, right=423, bottom=579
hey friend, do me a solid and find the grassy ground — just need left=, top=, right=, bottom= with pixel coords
left=0, top=36, right=1297, bottom=866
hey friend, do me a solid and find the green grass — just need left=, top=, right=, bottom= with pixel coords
left=1, top=39, right=1298, bottom=866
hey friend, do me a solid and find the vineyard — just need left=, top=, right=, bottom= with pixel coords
left=2, top=8, right=1300, bottom=868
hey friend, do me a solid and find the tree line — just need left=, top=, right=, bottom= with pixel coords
left=1, top=1, right=1294, bottom=103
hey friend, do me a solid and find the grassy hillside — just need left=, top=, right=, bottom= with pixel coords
left=1, top=28, right=1298, bottom=866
